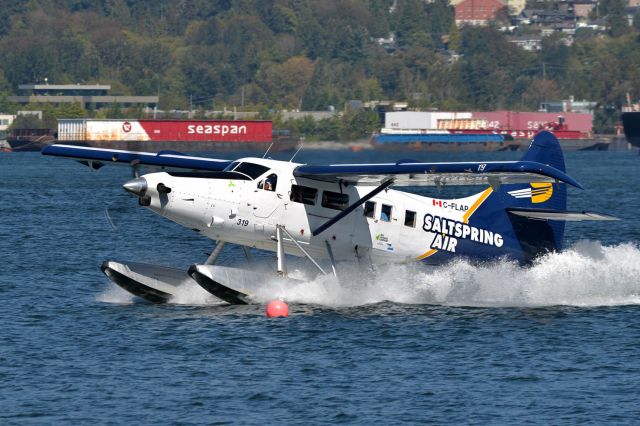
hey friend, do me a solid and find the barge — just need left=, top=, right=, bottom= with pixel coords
left=372, top=111, right=609, bottom=151
left=5, top=128, right=56, bottom=152
left=5, top=119, right=298, bottom=152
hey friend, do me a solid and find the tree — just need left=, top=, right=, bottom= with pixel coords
left=634, top=12, right=640, bottom=32
left=606, top=0, right=629, bottom=37
left=255, top=56, right=315, bottom=109
left=338, top=109, right=379, bottom=140
left=447, top=21, right=462, bottom=52
left=522, top=79, right=560, bottom=109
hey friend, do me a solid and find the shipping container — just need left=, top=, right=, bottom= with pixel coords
left=58, top=119, right=273, bottom=142
left=375, top=110, right=603, bottom=152
left=471, top=111, right=592, bottom=134
left=383, top=111, right=592, bottom=134
left=437, top=118, right=489, bottom=130
left=385, top=112, right=473, bottom=130
left=55, top=119, right=297, bottom=152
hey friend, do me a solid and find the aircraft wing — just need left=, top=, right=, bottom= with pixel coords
left=293, top=160, right=583, bottom=189
left=41, top=144, right=232, bottom=171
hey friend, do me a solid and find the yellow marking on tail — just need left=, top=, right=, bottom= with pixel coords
left=531, top=182, right=553, bottom=203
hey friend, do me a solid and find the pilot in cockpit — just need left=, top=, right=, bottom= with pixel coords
left=260, top=174, right=277, bottom=192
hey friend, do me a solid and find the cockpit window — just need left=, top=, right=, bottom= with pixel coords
left=224, top=162, right=270, bottom=180
left=258, top=173, right=277, bottom=191
left=224, top=161, right=240, bottom=172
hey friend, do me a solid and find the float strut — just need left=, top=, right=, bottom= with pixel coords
left=325, top=240, right=338, bottom=277
left=242, top=246, right=253, bottom=263
left=204, top=241, right=225, bottom=265
left=276, top=226, right=287, bottom=276
left=278, top=225, right=328, bottom=276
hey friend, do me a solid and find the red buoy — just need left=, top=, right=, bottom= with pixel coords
left=266, top=300, right=289, bottom=317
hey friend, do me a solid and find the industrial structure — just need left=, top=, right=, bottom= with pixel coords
left=8, top=84, right=158, bottom=110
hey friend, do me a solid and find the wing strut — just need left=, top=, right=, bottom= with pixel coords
left=312, top=178, right=395, bottom=236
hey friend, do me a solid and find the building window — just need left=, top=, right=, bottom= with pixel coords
left=322, top=191, right=349, bottom=211
left=404, top=210, right=416, bottom=227
left=380, top=204, right=392, bottom=222
left=364, top=201, right=375, bottom=218
left=290, top=184, right=317, bottom=205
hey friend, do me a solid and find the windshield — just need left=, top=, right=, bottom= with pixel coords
left=223, top=161, right=270, bottom=180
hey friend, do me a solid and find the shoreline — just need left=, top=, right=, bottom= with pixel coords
left=300, top=139, right=372, bottom=150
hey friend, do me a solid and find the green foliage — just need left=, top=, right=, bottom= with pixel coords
left=634, top=13, right=640, bottom=32
left=10, top=113, right=45, bottom=129
left=278, top=110, right=377, bottom=142
left=0, top=0, right=636, bottom=136
left=9, top=102, right=87, bottom=129
left=338, top=109, right=380, bottom=140
left=605, top=0, right=629, bottom=37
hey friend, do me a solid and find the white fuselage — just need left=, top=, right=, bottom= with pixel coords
left=139, top=157, right=501, bottom=264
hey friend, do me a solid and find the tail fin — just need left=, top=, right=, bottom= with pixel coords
left=521, top=130, right=566, bottom=174
left=517, top=130, right=567, bottom=212
left=502, top=131, right=567, bottom=260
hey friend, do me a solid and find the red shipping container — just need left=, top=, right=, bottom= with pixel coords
left=138, top=120, right=272, bottom=142
left=471, top=111, right=592, bottom=134
left=58, top=119, right=273, bottom=143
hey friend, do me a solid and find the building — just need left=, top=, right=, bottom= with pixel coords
left=571, top=0, right=597, bottom=18
left=0, top=114, right=15, bottom=136
left=8, top=84, right=158, bottom=110
left=0, top=114, right=14, bottom=130
left=504, top=0, right=527, bottom=15
left=455, top=0, right=508, bottom=26
left=507, top=35, right=542, bottom=51
left=540, top=97, right=597, bottom=114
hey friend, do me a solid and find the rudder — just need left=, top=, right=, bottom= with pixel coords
left=521, top=130, right=566, bottom=173
left=503, top=131, right=567, bottom=261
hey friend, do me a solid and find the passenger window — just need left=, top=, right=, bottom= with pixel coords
left=290, top=184, right=317, bottom=205
left=322, top=191, right=349, bottom=211
left=258, top=174, right=277, bottom=191
left=404, top=210, right=416, bottom=227
left=380, top=204, right=392, bottom=222
left=364, top=201, right=375, bottom=218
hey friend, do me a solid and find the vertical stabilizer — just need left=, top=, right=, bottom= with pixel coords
left=521, top=130, right=566, bottom=173
left=503, top=131, right=567, bottom=260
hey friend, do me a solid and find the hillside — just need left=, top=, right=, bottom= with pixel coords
left=1, top=0, right=639, bottom=132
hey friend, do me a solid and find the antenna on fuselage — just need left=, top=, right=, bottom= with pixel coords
left=262, top=142, right=274, bottom=159
left=289, top=144, right=303, bottom=162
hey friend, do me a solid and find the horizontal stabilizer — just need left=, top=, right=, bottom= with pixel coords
left=42, top=144, right=232, bottom=171
left=507, top=208, right=619, bottom=221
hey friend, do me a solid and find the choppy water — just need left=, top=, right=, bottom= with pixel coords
left=2, top=149, right=640, bottom=424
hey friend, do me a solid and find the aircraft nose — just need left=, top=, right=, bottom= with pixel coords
left=122, top=177, right=148, bottom=197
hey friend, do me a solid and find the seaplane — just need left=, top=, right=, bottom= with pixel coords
left=42, top=131, right=617, bottom=304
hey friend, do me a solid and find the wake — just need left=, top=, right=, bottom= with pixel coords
left=98, top=241, right=640, bottom=308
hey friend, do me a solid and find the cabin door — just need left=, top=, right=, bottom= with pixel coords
left=252, top=171, right=282, bottom=219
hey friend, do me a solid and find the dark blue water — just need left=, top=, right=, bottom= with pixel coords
left=2, top=149, right=640, bottom=424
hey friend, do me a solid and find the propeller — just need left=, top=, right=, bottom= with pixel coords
left=131, top=159, right=141, bottom=178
